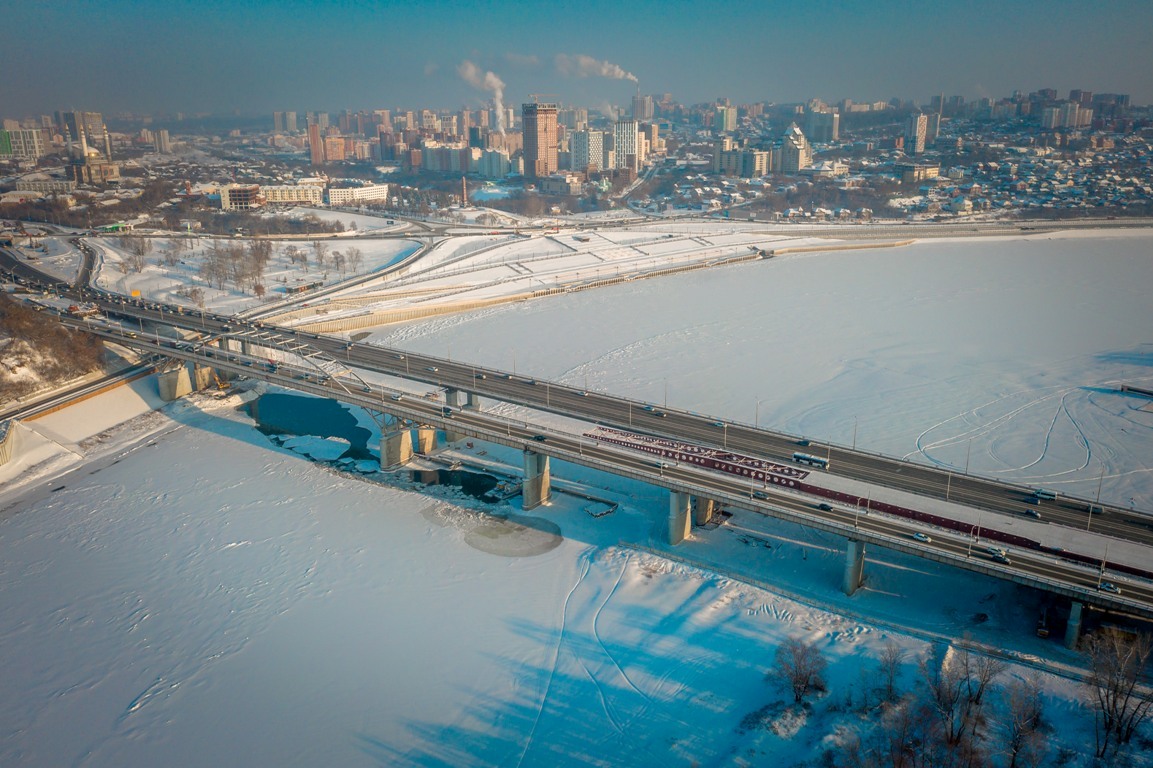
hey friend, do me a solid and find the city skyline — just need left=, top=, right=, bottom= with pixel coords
left=3, top=0, right=1153, bottom=117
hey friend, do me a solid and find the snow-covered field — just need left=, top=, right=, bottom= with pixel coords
left=1, top=226, right=1152, bottom=766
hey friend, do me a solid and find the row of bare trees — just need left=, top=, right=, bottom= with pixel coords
left=770, top=630, right=1152, bottom=768
left=115, top=236, right=367, bottom=298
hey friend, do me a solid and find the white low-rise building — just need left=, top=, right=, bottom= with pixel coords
left=261, top=184, right=324, bottom=205
left=327, top=183, right=390, bottom=206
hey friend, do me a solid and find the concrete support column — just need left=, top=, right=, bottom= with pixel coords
left=668, top=491, right=692, bottom=545
left=444, top=428, right=464, bottom=444
left=158, top=366, right=193, bottom=401
left=193, top=365, right=214, bottom=391
left=1065, top=601, right=1084, bottom=650
left=380, top=428, right=414, bottom=468
left=415, top=426, right=437, bottom=455
left=691, top=496, right=716, bottom=526
left=522, top=450, right=551, bottom=510
left=445, top=388, right=461, bottom=408
left=464, top=392, right=479, bottom=410
left=843, top=538, right=866, bottom=595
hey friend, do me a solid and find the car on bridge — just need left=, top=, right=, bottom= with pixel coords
left=1023, top=508, right=1041, bottom=519
left=912, top=532, right=932, bottom=543
left=753, top=491, right=768, bottom=500
left=1098, top=582, right=1121, bottom=594
left=818, top=503, right=834, bottom=511
left=426, top=366, right=438, bottom=372
left=531, top=435, right=547, bottom=442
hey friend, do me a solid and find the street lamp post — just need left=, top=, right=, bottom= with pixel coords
left=1089, top=464, right=1105, bottom=531
left=964, top=438, right=973, bottom=475
left=852, top=417, right=858, bottom=450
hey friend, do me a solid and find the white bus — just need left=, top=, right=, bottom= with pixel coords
left=792, top=452, right=829, bottom=469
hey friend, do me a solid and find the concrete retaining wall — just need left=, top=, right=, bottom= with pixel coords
left=0, top=420, right=19, bottom=465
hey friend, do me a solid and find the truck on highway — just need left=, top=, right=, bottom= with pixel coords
left=67, top=303, right=100, bottom=318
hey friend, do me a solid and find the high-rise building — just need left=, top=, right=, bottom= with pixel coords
left=0, top=128, right=48, bottom=160
left=925, top=113, right=941, bottom=144
left=613, top=119, right=641, bottom=171
left=632, top=94, right=654, bottom=121
left=905, top=113, right=928, bottom=155
left=308, top=123, right=325, bottom=165
left=713, top=105, right=737, bottom=133
left=778, top=123, right=812, bottom=174
left=558, top=107, right=588, bottom=131
left=62, top=111, right=105, bottom=144
left=804, top=110, right=840, bottom=143
left=156, top=129, right=172, bottom=154
left=284, top=111, right=297, bottom=132
left=324, top=135, right=347, bottom=163
left=571, top=130, right=606, bottom=174
left=273, top=111, right=286, bottom=132
left=522, top=102, right=558, bottom=179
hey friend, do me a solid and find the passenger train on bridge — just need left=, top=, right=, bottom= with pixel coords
left=585, top=426, right=1153, bottom=585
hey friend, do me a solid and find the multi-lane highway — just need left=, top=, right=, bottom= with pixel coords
left=7, top=236, right=1151, bottom=617
left=51, top=300, right=1153, bottom=618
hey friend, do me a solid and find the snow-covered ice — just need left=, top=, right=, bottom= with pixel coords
left=1, top=227, right=1152, bottom=766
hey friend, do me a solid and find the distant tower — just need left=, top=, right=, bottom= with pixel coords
left=905, top=113, right=928, bottom=155
left=308, top=123, right=325, bottom=165
left=522, top=102, right=558, bottom=180
left=461, top=176, right=468, bottom=206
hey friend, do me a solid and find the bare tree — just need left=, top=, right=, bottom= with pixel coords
left=1002, top=674, right=1046, bottom=768
left=921, top=649, right=969, bottom=746
left=921, top=642, right=1003, bottom=753
left=284, top=244, right=302, bottom=268
left=312, top=240, right=329, bottom=269
left=118, top=235, right=152, bottom=273
left=200, top=239, right=230, bottom=290
left=331, top=250, right=346, bottom=278
left=344, top=245, right=363, bottom=274
left=879, top=640, right=907, bottom=703
left=1084, top=630, right=1153, bottom=758
left=960, top=646, right=1006, bottom=707
left=771, top=635, right=828, bottom=704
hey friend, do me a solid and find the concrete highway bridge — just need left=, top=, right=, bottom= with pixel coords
left=40, top=295, right=1153, bottom=647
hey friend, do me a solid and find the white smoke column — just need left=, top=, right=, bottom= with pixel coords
left=458, top=60, right=507, bottom=133
left=555, top=54, right=638, bottom=83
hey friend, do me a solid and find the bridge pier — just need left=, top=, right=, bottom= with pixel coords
left=193, top=364, right=215, bottom=391
left=691, top=495, right=716, bottom=526
left=158, top=366, right=193, bottom=401
left=380, top=428, right=414, bottom=469
left=522, top=450, right=551, bottom=510
left=668, top=490, right=692, bottom=545
left=843, top=539, right=866, bottom=595
left=1065, top=601, right=1084, bottom=650
left=415, top=426, right=438, bottom=455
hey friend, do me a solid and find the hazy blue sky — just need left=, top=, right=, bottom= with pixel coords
left=4, top=0, right=1152, bottom=117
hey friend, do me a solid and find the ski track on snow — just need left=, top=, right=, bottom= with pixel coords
left=515, top=548, right=592, bottom=768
